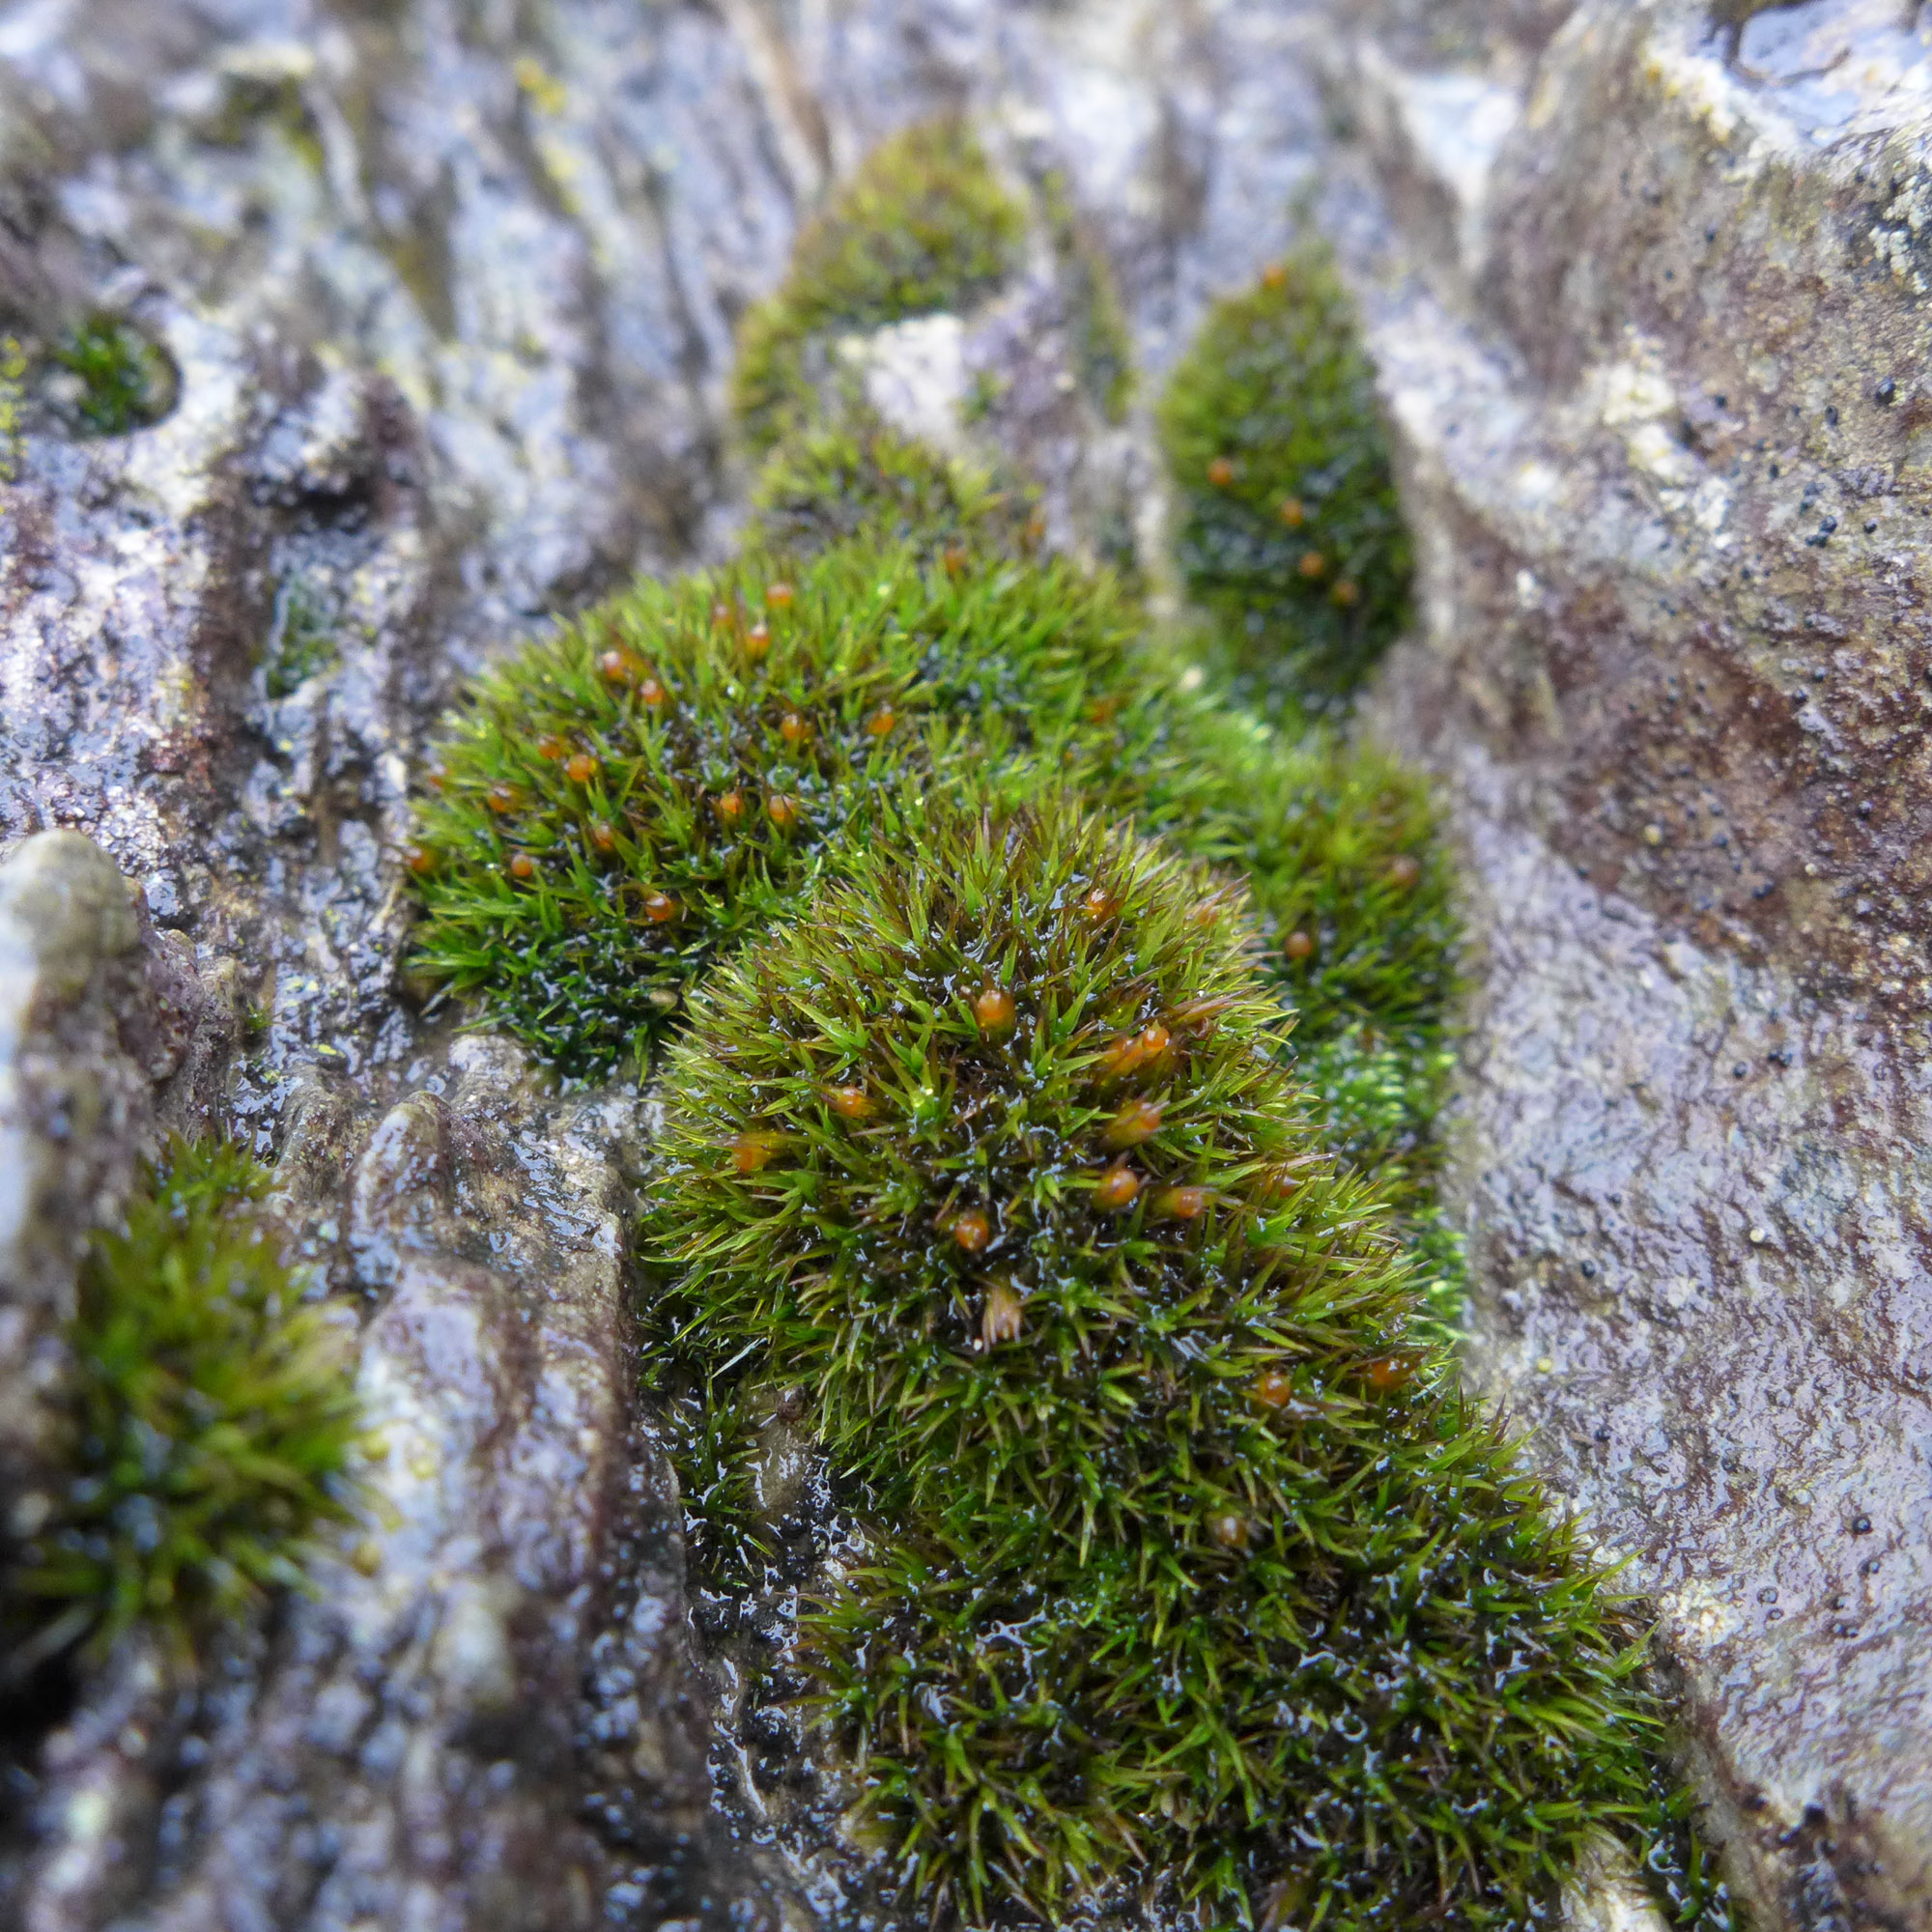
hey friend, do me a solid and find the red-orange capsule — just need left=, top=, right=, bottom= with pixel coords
left=1283, top=929, right=1316, bottom=963
left=1362, top=1353, right=1420, bottom=1394
left=598, top=649, right=632, bottom=684
left=973, top=986, right=1016, bottom=1034
left=980, top=1280, right=1023, bottom=1347
left=781, top=711, right=812, bottom=748
left=640, top=892, right=678, bottom=923
left=1101, top=1098, right=1164, bottom=1151
left=536, top=733, right=568, bottom=760
left=1154, top=1184, right=1209, bottom=1221
left=732, top=1131, right=781, bottom=1175
left=1207, top=456, right=1236, bottom=488
left=952, top=1208, right=991, bottom=1254
left=715, top=790, right=744, bottom=825
left=825, top=1084, right=872, bottom=1121
left=744, top=622, right=771, bottom=662
left=1277, top=497, right=1306, bottom=529
left=1077, top=886, right=1118, bottom=924
left=485, top=783, right=519, bottom=815
left=1331, top=579, right=1361, bottom=609
left=942, top=544, right=970, bottom=577
left=1251, top=1368, right=1296, bottom=1410
left=1386, top=855, right=1422, bottom=891
left=638, top=676, right=668, bottom=708
left=1094, top=1164, right=1141, bottom=1212
left=589, top=820, right=618, bottom=853
left=765, top=581, right=795, bottom=611
left=404, top=845, right=436, bottom=877
left=767, top=793, right=800, bottom=831
left=866, top=705, right=896, bottom=738
left=508, top=852, right=536, bottom=881
left=1262, top=262, right=1288, bottom=291
left=565, top=753, right=598, bottom=783
left=1208, top=1511, right=1250, bottom=1549
left=1297, top=551, right=1327, bottom=582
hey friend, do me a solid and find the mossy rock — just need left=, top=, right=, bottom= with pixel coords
left=50, top=314, right=179, bottom=437
left=646, top=799, right=1662, bottom=1929
left=1158, top=251, right=1412, bottom=714
left=731, top=117, right=1025, bottom=456
left=748, top=416, right=1041, bottom=566
left=5, top=1137, right=362, bottom=1665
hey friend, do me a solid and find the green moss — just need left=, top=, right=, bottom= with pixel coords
left=406, top=539, right=1158, bottom=1078
left=647, top=800, right=1662, bottom=1928
left=1157, top=251, right=1411, bottom=716
left=51, top=315, right=178, bottom=437
left=6, top=1138, right=363, bottom=1663
left=731, top=117, right=1025, bottom=455
left=264, top=577, right=341, bottom=698
left=747, top=417, right=1040, bottom=566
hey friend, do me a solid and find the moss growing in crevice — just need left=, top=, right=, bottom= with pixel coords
left=1157, top=250, right=1411, bottom=717
left=731, top=117, right=1025, bottom=456
left=646, top=801, right=1667, bottom=1928
left=1040, top=169, right=1135, bottom=425
left=50, top=315, right=179, bottom=437
left=4, top=1138, right=362, bottom=1669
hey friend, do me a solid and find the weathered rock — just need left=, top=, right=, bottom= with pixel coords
left=1326, top=2, right=1932, bottom=1921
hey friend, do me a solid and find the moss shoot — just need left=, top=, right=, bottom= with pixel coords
left=51, top=315, right=179, bottom=437
left=731, top=117, right=1025, bottom=455
left=6, top=1138, right=362, bottom=1664
left=647, top=803, right=1663, bottom=1928
left=1157, top=251, right=1411, bottom=715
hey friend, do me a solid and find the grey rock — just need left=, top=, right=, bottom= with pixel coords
left=1329, top=0, right=1932, bottom=1921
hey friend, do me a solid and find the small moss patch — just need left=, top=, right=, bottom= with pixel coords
left=50, top=315, right=179, bottom=437
left=731, top=117, right=1025, bottom=456
left=263, top=576, right=341, bottom=698
left=6, top=1138, right=362, bottom=1665
left=1157, top=251, right=1411, bottom=716
left=648, top=801, right=1662, bottom=1928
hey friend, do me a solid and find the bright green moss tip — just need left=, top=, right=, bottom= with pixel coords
left=6, top=1137, right=362, bottom=1664
left=731, top=117, right=1025, bottom=455
left=646, top=799, right=1663, bottom=1929
left=1157, top=250, right=1412, bottom=713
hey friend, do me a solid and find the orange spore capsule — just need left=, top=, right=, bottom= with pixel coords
left=952, top=1208, right=991, bottom=1254
left=1208, top=1511, right=1250, bottom=1549
left=1094, top=1163, right=1141, bottom=1211
left=732, top=1132, right=781, bottom=1175
left=744, top=622, right=771, bottom=662
left=425, top=763, right=447, bottom=791
left=1362, top=1353, right=1419, bottom=1394
left=638, top=676, right=668, bottom=708
left=598, top=649, right=632, bottom=683
left=1262, top=262, right=1288, bottom=290
left=565, top=753, right=598, bottom=783
left=1331, top=579, right=1361, bottom=609
left=973, top=986, right=1016, bottom=1034
left=765, top=581, right=794, bottom=611
left=1283, top=929, right=1315, bottom=963
left=508, top=852, right=536, bottom=881
left=767, top=793, right=800, bottom=830
left=536, top=733, right=568, bottom=760
left=1097, top=1020, right=1170, bottom=1080
left=1077, top=886, right=1118, bottom=923
left=1087, top=695, right=1121, bottom=726
left=404, top=845, right=436, bottom=877
left=484, top=782, right=519, bottom=814
left=711, top=601, right=736, bottom=629
left=942, top=544, right=970, bottom=577
left=1169, top=995, right=1234, bottom=1036
left=1155, top=1185, right=1209, bottom=1221
left=641, top=892, right=678, bottom=923
left=589, top=820, right=618, bottom=852
left=780, top=711, right=812, bottom=747
left=1278, top=497, right=1306, bottom=528
left=825, top=1084, right=872, bottom=1120
left=715, top=790, right=744, bottom=825
left=1297, top=551, right=1327, bottom=581
left=980, top=1280, right=1023, bottom=1347
left=1207, top=456, right=1236, bottom=488
left=1101, top=1098, right=1164, bottom=1151
left=866, top=705, right=896, bottom=738
left=1387, top=854, right=1422, bottom=891
left=1251, top=1368, right=1296, bottom=1410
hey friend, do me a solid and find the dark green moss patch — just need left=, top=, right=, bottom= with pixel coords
left=5, top=1138, right=362, bottom=1667
left=51, top=315, right=179, bottom=437
left=648, top=801, right=1664, bottom=1929
left=264, top=576, right=341, bottom=697
left=731, top=117, right=1025, bottom=456
left=1157, top=251, right=1411, bottom=715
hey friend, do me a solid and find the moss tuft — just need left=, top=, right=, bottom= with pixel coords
left=1157, top=251, right=1411, bottom=715
left=747, top=417, right=1039, bottom=567
left=731, top=117, right=1025, bottom=455
left=51, top=315, right=179, bottom=437
left=263, top=576, right=341, bottom=698
left=6, top=1137, right=362, bottom=1664
left=647, top=800, right=1662, bottom=1929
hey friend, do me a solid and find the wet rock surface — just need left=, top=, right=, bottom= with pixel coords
left=1331, top=1, right=1932, bottom=1923
left=8, top=0, right=1932, bottom=1925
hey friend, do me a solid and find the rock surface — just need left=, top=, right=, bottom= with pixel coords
left=1331, top=1, right=1932, bottom=1923
left=8, top=0, right=1932, bottom=1925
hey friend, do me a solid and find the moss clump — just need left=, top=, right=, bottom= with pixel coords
left=263, top=576, right=340, bottom=698
left=1158, top=252, right=1411, bottom=714
left=648, top=801, right=1661, bottom=1928
left=747, top=417, right=1039, bottom=566
left=407, top=539, right=1163, bottom=1078
left=51, top=315, right=178, bottom=437
left=6, top=1138, right=362, bottom=1663
left=731, top=117, right=1025, bottom=455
